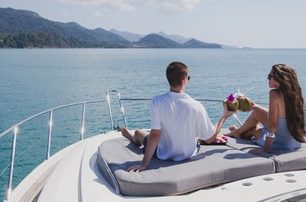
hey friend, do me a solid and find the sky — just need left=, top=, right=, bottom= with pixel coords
left=1, top=0, right=306, bottom=48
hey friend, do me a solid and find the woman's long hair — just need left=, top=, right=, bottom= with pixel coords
left=272, top=64, right=306, bottom=142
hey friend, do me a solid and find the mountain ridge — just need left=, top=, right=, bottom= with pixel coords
left=0, top=7, right=227, bottom=49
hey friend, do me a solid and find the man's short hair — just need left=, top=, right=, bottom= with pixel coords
left=166, top=62, right=188, bottom=88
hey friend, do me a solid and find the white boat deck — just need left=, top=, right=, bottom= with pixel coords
left=9, top=131, right=306, bottom=202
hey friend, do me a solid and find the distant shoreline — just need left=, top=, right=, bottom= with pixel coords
left=1, top=47, right=306, bottom=50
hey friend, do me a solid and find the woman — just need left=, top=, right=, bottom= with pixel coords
left=228, top=64, right=305, bottom=152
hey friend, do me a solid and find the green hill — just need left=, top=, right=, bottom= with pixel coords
left=0, top=7, right=224, bottom=49
left=135, top=34, right=182, bottom=48
left=0, top=7, right=132, bottom=48
left=183, top=39, right=222, bottom=48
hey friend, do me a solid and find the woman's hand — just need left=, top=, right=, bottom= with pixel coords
left=245, top=97, right=256, bottom=112
left=263, top=137, right=274, bottom=152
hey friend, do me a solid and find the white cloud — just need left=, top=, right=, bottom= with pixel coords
left=58, top=0, right=200, bottom=12
left=149, top=0, right=200, bottom=13
left=58, top=0, right=136, bottom=11
left=93, top=11, right=103, bottom=16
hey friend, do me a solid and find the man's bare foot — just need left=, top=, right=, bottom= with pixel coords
left=119, top=128, right=134, bottom=141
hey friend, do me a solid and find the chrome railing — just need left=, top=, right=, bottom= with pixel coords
left=106, top=90, right=128, bottom=130
left=1, top=99, right=106, bottom=201
left=0, top=90, right=247, bottom=201
left=0, top=90, right=134, bottom=201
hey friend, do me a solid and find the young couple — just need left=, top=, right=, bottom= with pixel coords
left=121, top=62, right=305, bottom=172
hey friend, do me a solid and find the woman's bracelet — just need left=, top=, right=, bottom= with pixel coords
left=266, top=131, right=275, bottom=139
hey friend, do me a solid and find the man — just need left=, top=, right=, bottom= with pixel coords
left=121, top=61, right=232, bottom=172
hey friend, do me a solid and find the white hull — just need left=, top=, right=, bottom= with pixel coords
left=8, top=131, right=306, bottom=202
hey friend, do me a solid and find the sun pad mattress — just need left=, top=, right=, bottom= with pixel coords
left=97, top=137, right=275, bottom=196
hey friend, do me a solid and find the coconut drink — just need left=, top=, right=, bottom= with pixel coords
left=237, top=96, right=254, bottom=112
left=225, top=94, right=239, bottom=111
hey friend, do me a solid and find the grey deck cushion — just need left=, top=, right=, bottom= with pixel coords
left=97, top=137, right=275, bottom=196
left=226, top=136, right=274, bottom=157
left=220, top=129, right=265, bottom=154
left=272, top=143, right=306, bottom=172
left=225, top=136, right=306, bottom=172
left=220, top=129, right=273, bottom=157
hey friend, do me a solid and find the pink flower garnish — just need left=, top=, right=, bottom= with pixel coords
left=227, top=94, right=235, bottom=102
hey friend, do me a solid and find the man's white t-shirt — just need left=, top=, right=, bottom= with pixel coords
left=150, top=91, right=215, bottom=161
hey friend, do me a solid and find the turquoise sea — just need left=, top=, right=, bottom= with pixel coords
left=1, top=48, right=306, bottom=200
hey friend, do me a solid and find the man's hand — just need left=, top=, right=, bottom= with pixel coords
left=214, top=135, right=228, bottom=143
left=222, top=102, right=236, bottom=118
left=198, top=135, right=227, bottom=145
left=127, top=163, right=147, bottom=173
left=127, top=129, right=160, bottom=173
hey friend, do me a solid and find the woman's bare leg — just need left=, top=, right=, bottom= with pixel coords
left=240, top=125, right=263, bottom=140
left=229, top=105, right=268, bottom=138
left=229, top=125, right=256, bottom=139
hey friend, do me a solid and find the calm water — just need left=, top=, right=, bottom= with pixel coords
left=1, top=48, right=306, bottom=199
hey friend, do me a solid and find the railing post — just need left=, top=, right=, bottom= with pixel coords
left=5, top=127, right=18, bottom=201
left=233, top=114, right=242, bottom=126
left=106, top=91, right=114, bottom=130
left=106, top=90, right=129, bottom=130
left=80, top=102, right=86, bottom=140
left=46, top=110, right=53, bottom=160
left=117, top=92, right=128, bottom=128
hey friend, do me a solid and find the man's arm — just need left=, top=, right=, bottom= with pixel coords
left=204, top=115, right=227, bottom=144
left=204, top=104, right=235, bottom=144
left=128, top=129, right=160, bottom=172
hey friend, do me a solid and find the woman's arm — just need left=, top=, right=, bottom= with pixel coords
left=264, top=90, right=281, bottom=152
